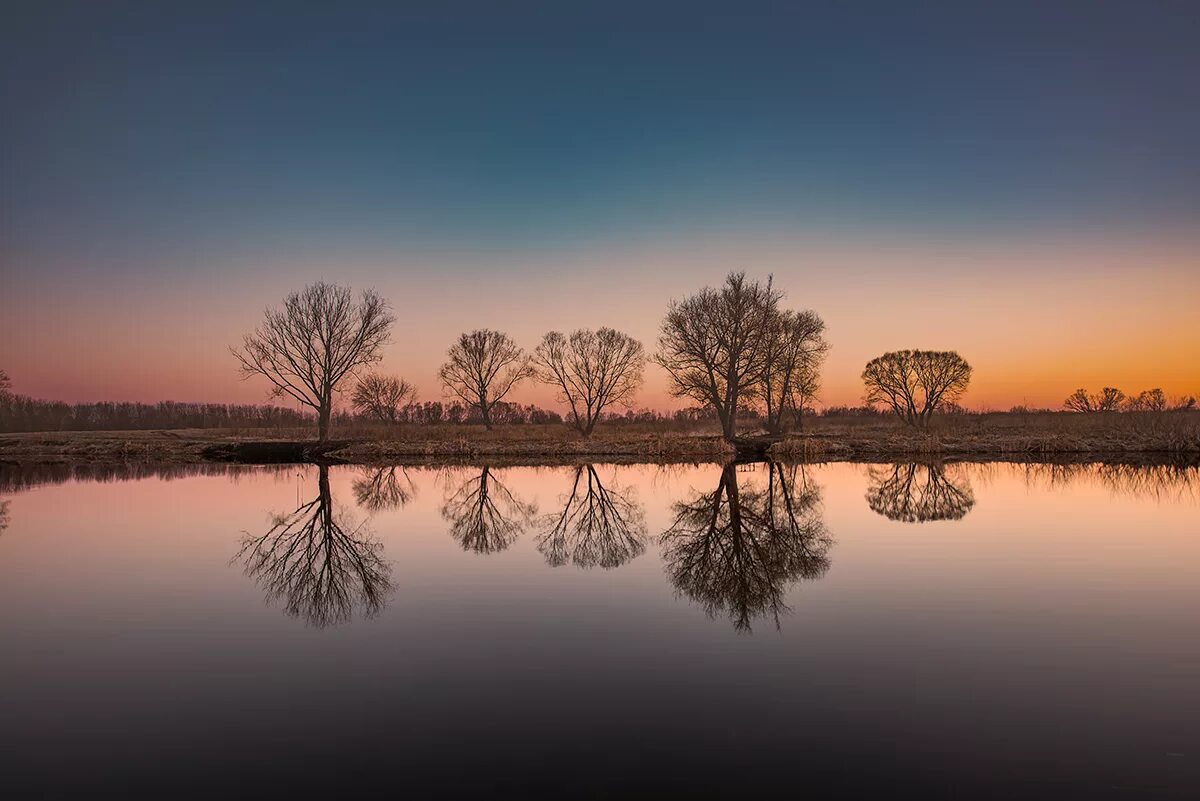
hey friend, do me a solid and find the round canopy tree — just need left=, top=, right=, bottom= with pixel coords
left=862, top=349, right=971, bottom=428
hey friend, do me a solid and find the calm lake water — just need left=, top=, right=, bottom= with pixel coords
left=1, top=460, right=1197, bottom=799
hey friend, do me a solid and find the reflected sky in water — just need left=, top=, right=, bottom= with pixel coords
left=0, top=460, right=1197, bottom=798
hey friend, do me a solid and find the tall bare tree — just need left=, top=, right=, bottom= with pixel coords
left=532, top=328, right=645, bottom=437
left=760, top=309, right=829, bottom=434
left=351, top=373, right=416, bottom=422
left=861, top=349, right=972, bottom=428
left=0, top=369, right=11, bottom=399
left=656, top=272, right=781, bottom=441
left=232, top=282, right=394, bottom=442
left=439, top=330, right=532, bottom=430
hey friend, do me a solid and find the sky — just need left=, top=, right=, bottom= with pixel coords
left=2, top=1, right=1198, bottom=411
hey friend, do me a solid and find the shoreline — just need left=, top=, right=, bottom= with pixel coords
left=2, top=428, right=1197, bottom=467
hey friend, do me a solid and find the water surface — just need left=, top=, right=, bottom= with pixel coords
left=1, top=460, right=1197, bottom=799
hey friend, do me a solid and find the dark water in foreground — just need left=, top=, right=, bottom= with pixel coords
left=1, top=460, right=1197, bottom=799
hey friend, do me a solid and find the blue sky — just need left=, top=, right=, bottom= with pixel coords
left=4, top=1, right=1197, bottom=265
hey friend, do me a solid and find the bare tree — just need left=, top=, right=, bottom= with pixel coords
left=1063, top=386, right=1126, bottom=413
left=861, top=350, right=972, bottom=428
left=0, top=369, right=11, bottom=399
left=656, top=272, right=781, bottom=441
left=1126, top=388, right=1167, bottom=412
left=532, top=328, right=645, bottom=437
left=1063, top=388, right=1096, bottom=413
left=1097, top=387, right=1127, bottom=411
left=439, top=330, right=532, bottom=430
left=351, top=373, right=416, bottom=422
left=232, top=282, right=394, bottom=442
left=760, top=309, right=829, bottom=434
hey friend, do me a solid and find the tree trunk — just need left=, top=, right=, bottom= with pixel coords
left=721, top=407, right=737, bottom=442
left=317, top=403, right=332, bottom=442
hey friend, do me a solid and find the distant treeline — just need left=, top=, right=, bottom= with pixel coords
left=0, top=397, right=311, bottom=433
left=0, top=391, right=797, bottom=434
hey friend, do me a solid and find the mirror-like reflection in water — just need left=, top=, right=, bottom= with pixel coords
left=440, top=466, right=537, bottom=554
left=236, top=465, right=392, bottom=628
left=0, top=458, right=1197, bottom=798
left=865, top=461, right=976, bottom=522
left=662, top=462, right=831, bottom=631
left=538, top=465, right=647, bottom=569
left=353, top=466, right=418, bottom=511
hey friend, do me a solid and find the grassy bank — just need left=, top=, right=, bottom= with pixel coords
left=2, top=410, right=1196, bottom=464
left=770, top=411, right=1200, bottom=459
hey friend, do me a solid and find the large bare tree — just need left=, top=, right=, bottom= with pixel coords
left=232, top=282, right=394, bottom=442
left=656, top=272, right=781, bottom=441
left=351, top=373, right=416, bottom=422
left=532, top=328, right=645, bottom=437
left=861, top=349, right=972, bottom=428
left=0, top=369, right=11, bottom=399
left=439, top=329, right=532, bottom=430
left=760, top=309, right=829, bottom=434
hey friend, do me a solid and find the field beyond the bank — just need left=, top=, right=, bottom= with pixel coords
left=1, top=409, right=1198, bottom=464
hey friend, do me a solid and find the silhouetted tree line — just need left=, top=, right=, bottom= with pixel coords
left=0, top=396, right=312, bottom=433
left=1063, top=386, right=1196, bottom=413
left=7, top=272, right=1196, bottom=437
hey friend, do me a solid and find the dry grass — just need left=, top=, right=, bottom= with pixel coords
left=2, top=410, right=1196, bottom=465
left=771, top=410, right=1200, bottom=458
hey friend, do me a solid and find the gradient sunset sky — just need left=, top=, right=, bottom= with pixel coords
left=2, top=1, right=1197, bottom=411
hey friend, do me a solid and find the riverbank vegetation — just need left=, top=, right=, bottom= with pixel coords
left=3, top=407, right=1197, bottom=464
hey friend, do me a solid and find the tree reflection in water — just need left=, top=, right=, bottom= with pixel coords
left=353, top=466, right=417, bottom=512
left=237, top=465, right=392, bottom=627
left=440, top=467, right=536, bottom=554
left=865, top=462, right=975, bottom=522
left=538, top=465, right=647, bottom=569
left=0, top=499, right=9, bottom=533
left=661, top=462, right=832, bottom=632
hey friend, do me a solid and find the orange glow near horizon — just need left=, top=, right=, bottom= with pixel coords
left=3, top=229, right=1198, bottom=413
